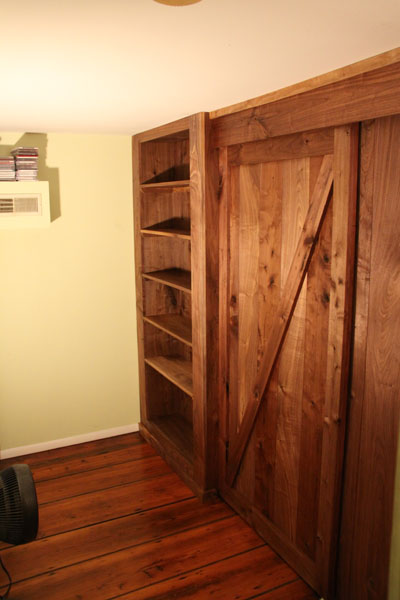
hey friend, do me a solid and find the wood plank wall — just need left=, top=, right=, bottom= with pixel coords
left=337, top=115, right=400, bottom=599
left=211, top=58, right=400, bottom=599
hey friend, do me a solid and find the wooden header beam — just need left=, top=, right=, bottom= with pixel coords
left=212, top=51, right=400, bottom=148
left=210, top=47, right=400, bottom=120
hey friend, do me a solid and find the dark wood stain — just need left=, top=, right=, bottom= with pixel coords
left=0, top=433, right=317, bottom=600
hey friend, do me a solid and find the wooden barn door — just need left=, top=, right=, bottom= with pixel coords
left=218, top=125, right=358, bottom=598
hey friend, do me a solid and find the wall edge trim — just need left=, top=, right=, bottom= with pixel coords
left=0, top=423, right=140, bottom=460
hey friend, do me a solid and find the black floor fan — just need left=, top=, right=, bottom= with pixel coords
left=0, top=464, right=38, bottom=599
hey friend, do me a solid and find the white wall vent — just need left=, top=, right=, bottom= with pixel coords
left=0, top=182, right=50, bottom=228
left=0, top=196, right=40, bottom=215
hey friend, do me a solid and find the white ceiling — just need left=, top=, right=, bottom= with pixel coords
left=1, top=0, right=399, bottom=135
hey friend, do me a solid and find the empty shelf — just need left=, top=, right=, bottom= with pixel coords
left=142, top=268, right=191, bottom=293
left=141, top=218, right=190, bottom=240
left=144, top=314, right=192, bottom=346
left=149, top=414, right=193, bottom=464
left=145, top=355, right=193, bottom=397
left=140, top=180, right=190, bottom=191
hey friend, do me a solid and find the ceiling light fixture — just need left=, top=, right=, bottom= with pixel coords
left=153, top=0, right=202, bottom=6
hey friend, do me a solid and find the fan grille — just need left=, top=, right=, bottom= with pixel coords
left=0, top=465, right=38, bottom=545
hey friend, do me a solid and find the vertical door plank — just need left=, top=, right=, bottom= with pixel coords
left=296, top=156, right=332, bottom=560
left=274, top=158, right=309, bottom=540
left=317, top=124, right=358, bottom=597
left=235, top=164, right=261, bottom=498
left=228, top=166, right=241, bottom=439
left=337, top=120, right=374, bottom=598
left=362, top=117, right=400, bottom=597
left=338, top=116, right=400, bottom=600
left=237, top=164, right=261, bottom=423
left=218, top=147, right=230, bottom=484
left=254, top=161, right=283, bottom=519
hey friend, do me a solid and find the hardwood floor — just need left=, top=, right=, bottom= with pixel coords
left=0, top=433, right=317, bottom=599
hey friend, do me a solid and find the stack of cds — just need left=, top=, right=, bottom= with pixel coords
left=11, top=147, right=39, bottom=181
left=0, top=157, right=16, bottom=181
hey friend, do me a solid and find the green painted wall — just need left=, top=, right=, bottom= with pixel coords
left=0, top=132, right=139, bottom=451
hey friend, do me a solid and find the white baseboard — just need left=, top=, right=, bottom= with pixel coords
left=0, top=423, right=140, bottom=460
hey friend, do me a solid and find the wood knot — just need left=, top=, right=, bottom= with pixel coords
left=230, top=315, right=238, bottom=330
left=322, top=291, right=330, bottom=305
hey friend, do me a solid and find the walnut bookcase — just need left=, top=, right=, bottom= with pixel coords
left=133, top=113, right=218, bottom=500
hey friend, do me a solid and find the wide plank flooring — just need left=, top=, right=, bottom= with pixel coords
left=0, top=433, right=318, bottom=599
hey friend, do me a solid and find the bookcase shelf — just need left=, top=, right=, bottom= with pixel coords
left=133, top=114, right=218, bottom=501
left=141, top=217, right=191, bottom=240
left=148, top=415, right=194, bottom=465
left=142, top=268, right=191, bottom=292
left=143, top=314, right=192, bottom=346
left=140, top=180, right=190, bottom=191
left=145, top=355, right=193, bottom=397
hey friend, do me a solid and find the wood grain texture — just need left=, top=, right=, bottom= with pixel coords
left=226, top=154, right=333, bottom=486
left=134, top=113, right=219, bottom=500
left=217, top=146, right=230, bottom=489
left=141, top=235, right=191, bottom=272
left=253, top=161, right=282, bottom=521
left=121, top=546, right=300, bottom=600
left=140, top=135, right=189, bottom=184
left=0, top=434, right=317, bottom=600
left=212, top=60, right=400, bottom=147
left=295, top=156, right=330, bottom=560
left=143, top=280, right=192, bottom=321
left=228, top=165, right=240, bottom=438
left=219, top=483, right=320, bottom=593
left=139, top=419, right=197, bottom=495
left=237, top=164, right=260, bottom=425
left=228, top=128, right=334, bottom=166
left=37, top=472, right=194, bottom=538
left=317, top=124, right=358, bottom=597
left=3, top=517, right=262, bottom=600
left=140, top=179, right=190, bottom=190
left=36, top=454, right=172, bottom=504
left=142, top=267, right=191, bottom=292
left=190, top=112, right=219, bottom=494
left=0, top=498, right=232, bottom=583
left=143, top=323, right=191, bottom=365
left=143, top=313, right=192, bottom=346
left=145, top=355, right=193, bottom=396
left=135, top=116, right=191, bottom=144
left=140, top=187, right=190, bottom=231
left=210, top=47, right=400, bottom=119
left=133, top=134, right=149, bottom=424
left=0, top=433, right=147, bottom=476
left=234, top=163, right=261, bottom=501
left=338, top=116, right=400, bottom=600
left=219, top=125, right=358, bottom=598
left=273, top=158, right=309, bottom=541
left=141, top=224, right=191, bottom=240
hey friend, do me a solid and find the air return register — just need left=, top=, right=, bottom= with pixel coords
left=0, top=181, right=50, bottom=228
